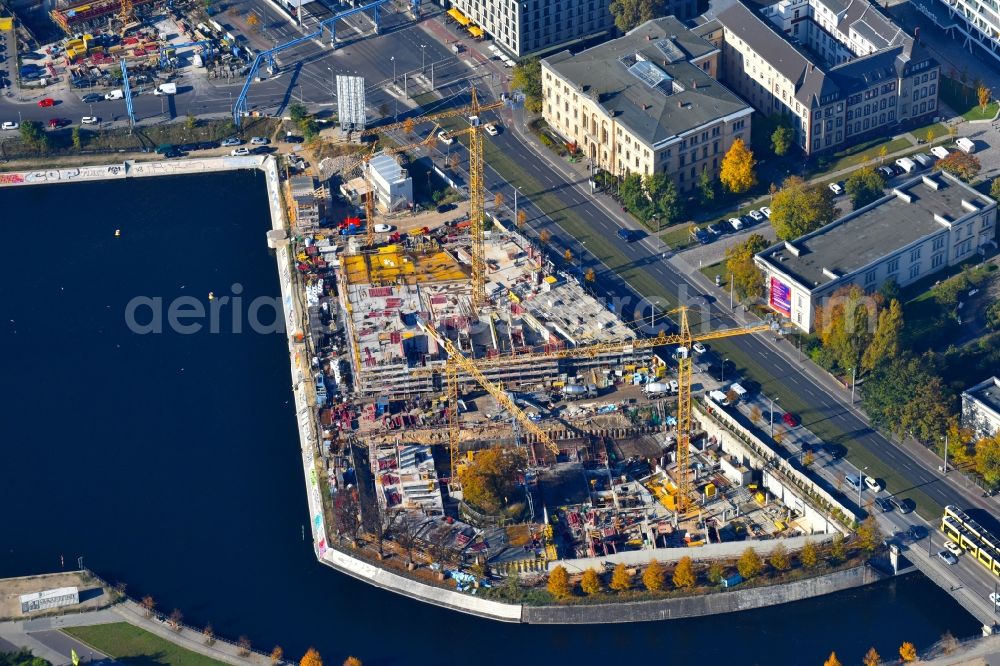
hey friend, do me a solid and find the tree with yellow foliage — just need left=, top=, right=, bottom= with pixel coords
left=899, top=641, right=917, bottom=662
left=270, top=647, right=284, bottom=665
left=862, top=647, right=880, bottom=666
left=300, top=648, right=323, bottom=666
left=642, top=560, right=666, bottom=591
left=610, top=563, right=632, bottom=592
left=823, top=651, right=842, bottom=666
left=343, top=657, right=363, bottom=666
left=672, top=556, right=696, bottom=589
left=581, top=568, right=603, bottom=595
left=720, top=138, right=757, bottom=194
left=547, top=565, right=571, bottom=598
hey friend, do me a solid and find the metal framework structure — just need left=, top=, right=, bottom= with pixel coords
left=419, top=309, right=785, bottom=511
left=419, top=319, right=560, bottom=481
left=233, top=0, right=406, bottom=126
left=120, top=59, right=135, bottom=126
left=118, top=0, right=135, bottom=30
left=158, top=40, right=212, bottom=68
left=361, top=87, right=506, bottom=306
left=340, top=129, right=438, bottom=246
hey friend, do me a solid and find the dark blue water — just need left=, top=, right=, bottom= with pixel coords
left=0, top=171, right=981, bottom=665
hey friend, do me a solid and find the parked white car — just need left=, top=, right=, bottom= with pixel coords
left=759, top=206, right=771, bottom=219
left=863, top=476, right=883, bottom=492
left=828, top=182, right=844, bottom=195
left=747, top=209, right=764, bottom=222
left=80, top=116, right=99, bottom=125
left=484, top=124, right=499, bottom=136
left=230, top=147, right=250, bottom=156
left=1, top=121, right=18, bottom=130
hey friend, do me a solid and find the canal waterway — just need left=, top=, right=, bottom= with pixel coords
left=0, top=170, right=982, bottom=665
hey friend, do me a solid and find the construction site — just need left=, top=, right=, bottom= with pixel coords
left=280, top=88, right=856, bottom=595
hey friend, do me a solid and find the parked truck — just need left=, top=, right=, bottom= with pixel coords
left=105, top=89, right=124, bottom=100
left=153, top=83, right=177, bottom=96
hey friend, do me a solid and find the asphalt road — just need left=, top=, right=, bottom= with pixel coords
left=0, top=4, right=479, bottom=131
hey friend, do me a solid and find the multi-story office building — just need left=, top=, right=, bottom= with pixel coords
left=755, top=172, right=997, bottom=332
left=963, top=377, right=1000, bottom=440
left=447, top=0, right=696, bottom=58
left=936, top=0, right=1000, bottom=64
left=540, top=17, right=753, bottom=193
left=712, top=0, right=940, bottom=155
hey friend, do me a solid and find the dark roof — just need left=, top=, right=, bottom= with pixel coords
left=717, top=0, right=932, bottom=107
left=542, top=17, right=750, bottom=147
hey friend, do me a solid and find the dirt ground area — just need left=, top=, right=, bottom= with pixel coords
left=0, top=571, right=111, bottom=620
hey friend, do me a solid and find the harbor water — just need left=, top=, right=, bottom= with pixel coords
left=0, top=171, right=982, bottom=664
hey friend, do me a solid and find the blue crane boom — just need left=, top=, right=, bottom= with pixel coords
left=232, top=0, right=411, bottom=126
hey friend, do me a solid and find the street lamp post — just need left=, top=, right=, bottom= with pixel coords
left=721, top=358, right=729, bottom=383
left=858, top=466, right=868, bottom=510
left=391, top=56, right=396, bottom=84
left=943, top=433, right=949, bottom=475
left=420, top=44, right=427, bottom=73
left=769, top=397, right=777, bottom=436
left=850, top=366, right=857, bottom=403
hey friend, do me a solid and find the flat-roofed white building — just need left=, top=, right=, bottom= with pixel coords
left=368, top=153, right=412, bottom=213
left=755, top=172, right=997, bottom=332
left=963, top=377, right=1000, bottom=440
left=20, top=587, right=80, bottom=614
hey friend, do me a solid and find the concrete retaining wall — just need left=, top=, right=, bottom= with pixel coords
left=0, top=156, right=266, bottom=188
left=522, top=565, right=882, bottom=624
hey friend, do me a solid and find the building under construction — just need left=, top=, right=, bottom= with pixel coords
left=337, top=227, right=655, bottom=398
left=51, top=0, right=158, bottom=33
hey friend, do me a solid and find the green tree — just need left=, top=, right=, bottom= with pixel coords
left=186, top=113, right=198, bottom=131
left=816, top=284, right=877, bottom=374
left=800, top=540, right=818, bottom=568
left=771, top=124, right=795, bottom=157
left=936, top=151, right=982, bottom=182
left=769, top=542, right=790, bottom=571
left=976, top=433, right=1000, bottom=485
left=672, top=556, right=696, bottom=589
left=770, top=175, right=836, bottom=240
left=580, top=568, right=603, bottom=595
left=71, top=126, right=82, bottom=150
left=862, top=354, right=953, bottom=443
left=845, top=166, right=886, bottom=210
left=642, top=559, right=666, bottom=591
left=991, top=177, right=1000, bottom=201
left=986, top=301, right=1000, bottom=331
left=861, top=299, right=903, bottom=372
left=290, top=103, right=308, bottom=123
left=610, top=563, right=632, bottom=592
left=697, top=167, right=715, bottom=204
left=19, top=120, right=47, bottom=152
left=547, top=565, right=572, bottom=598
left=609, top=0, right=666, bottom=32
left=829, top=532, right=846, bottom=563
left=300, top=117, right=319, bottom=141
left=707, top=562, right=724, bottom=585
left=457, top=448, right=526, bottom=514
left=737, top=547, right=762, bottom=579
left=644, top=172, right=682, bottom=225
left=725, top=233, right=769, bottom=301
left=720, top=138, right=757, bottom=194
left=857, top=515, right=883, bottom=552
left=512, top=57, right=542, bottom=113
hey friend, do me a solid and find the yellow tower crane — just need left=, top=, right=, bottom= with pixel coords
left=340, top=129, right=439, bottom=247
left=417, top=318, right=560, bottom=482
left=360, top=88, right=504, bottom=306
left=118, top=0, right=135, bottom=31
left=417, top=308, right=787, bottom=512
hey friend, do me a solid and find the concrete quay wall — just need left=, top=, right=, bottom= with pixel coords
left=522, top=565, right=882, bottom=624
left=0, top=156, right=266, bottom=188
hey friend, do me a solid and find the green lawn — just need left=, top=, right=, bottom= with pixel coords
left=64, top=623, right=225, bottom=666
left=814, top=137, right=913, bottom=176
left=699, top=260, right=727, bottom=286
left=912, top=122, right=949, bottom=143
left=940, top=76, right=1000, bottom=121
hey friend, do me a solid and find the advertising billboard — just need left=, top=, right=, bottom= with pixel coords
left=336, top=75, right=366, bottom=131
left=769, top=276, right=792, bottom=318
